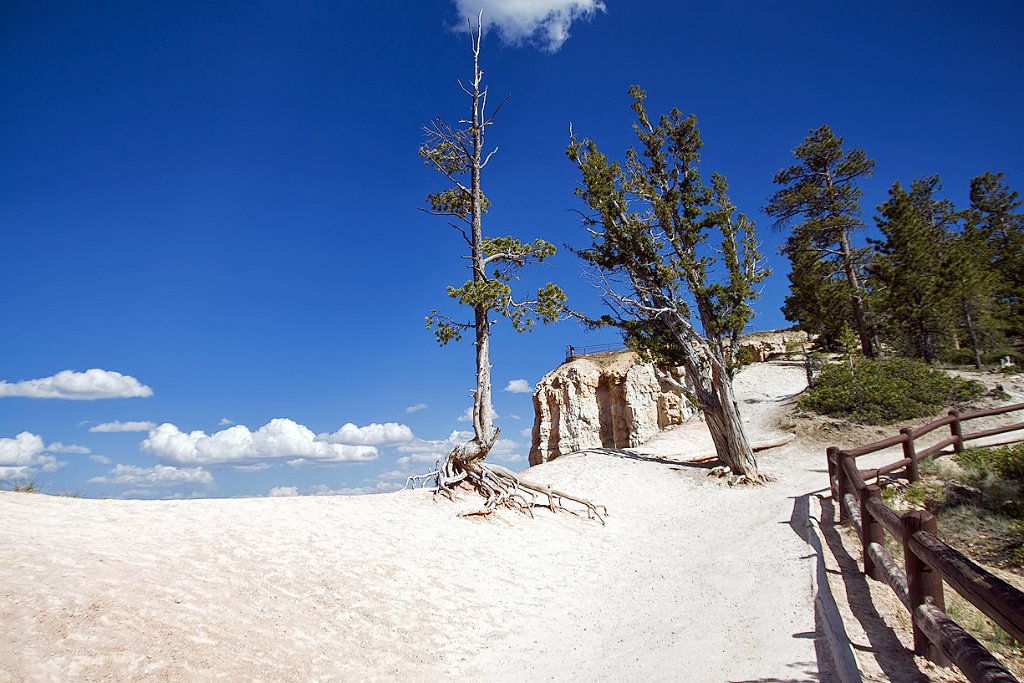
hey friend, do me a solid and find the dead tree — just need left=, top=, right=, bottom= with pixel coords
left=413, top=14, right=604, bottom=521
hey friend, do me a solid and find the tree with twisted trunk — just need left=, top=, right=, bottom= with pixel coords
left=566, top=87, right=771, bottom=485
left=410, top=15, right=605, bottom=522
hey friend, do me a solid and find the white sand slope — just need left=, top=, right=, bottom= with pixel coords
left=1, top=362, right=834, bottom=682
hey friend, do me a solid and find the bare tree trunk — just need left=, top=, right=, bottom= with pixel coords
left=454, top=16, right=495, bottom=470
left=838, top=228, right=874, bottom=358
left=964, top=305, right=982, bottom=370
left=670, top=348, right=761, bottom=481
left=700, top=363, right=758, bottom=476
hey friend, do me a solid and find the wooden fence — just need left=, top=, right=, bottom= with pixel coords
left=827, top=402, right=1024, bottom=682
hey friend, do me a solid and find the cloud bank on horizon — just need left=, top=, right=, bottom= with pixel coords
left=141, top=418, right=416, bottom=467
left=452, top=0, right=605, bottom=52
left=0, top=369, right=153, bottom=400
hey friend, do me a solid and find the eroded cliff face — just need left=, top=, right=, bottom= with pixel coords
left=529, top=350, right=695, bottom=465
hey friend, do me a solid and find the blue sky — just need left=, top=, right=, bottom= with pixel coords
left=3, top=0, right=1023, bottom=498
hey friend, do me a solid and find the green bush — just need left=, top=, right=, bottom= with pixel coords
left=955, top=444, right=1024, bottom=485
left=797, top=357, right=985, bottom=424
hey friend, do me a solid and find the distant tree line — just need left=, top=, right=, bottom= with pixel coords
left=767, top=126, right=1023, bottom=368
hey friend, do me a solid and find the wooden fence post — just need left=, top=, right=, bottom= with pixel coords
left=835, top=450, right=849, bottom=523
left=902, top=510, right=949, bottom=666
left=827, top=446, right=839, bottom=500
left=948, top=410, right=964, bottom=454
left=900, top=428, right=919, bottom=483
left=861, top=485, right=885, bottom=581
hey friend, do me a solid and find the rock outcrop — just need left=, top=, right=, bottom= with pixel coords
left=529, top=350, right=695, bottom=465
left=737, top=329, right=810, bottom=363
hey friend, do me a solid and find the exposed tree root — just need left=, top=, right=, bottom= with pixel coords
left=405, top=441, right=607, bottom=525
left=707, top=465, right=776, bottom=487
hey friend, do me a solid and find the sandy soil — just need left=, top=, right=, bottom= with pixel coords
left=3, top=361, right=844, bottom=682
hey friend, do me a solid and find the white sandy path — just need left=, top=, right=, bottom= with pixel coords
left=1, top=362, right=833, bottom=682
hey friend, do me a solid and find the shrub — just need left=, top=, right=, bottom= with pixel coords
left=956, top=444, right=1024, bottom=485
left=797, top=357, right=985, bottom=424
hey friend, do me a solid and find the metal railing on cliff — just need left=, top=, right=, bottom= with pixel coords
left=565, top=343, right=627, bottom=362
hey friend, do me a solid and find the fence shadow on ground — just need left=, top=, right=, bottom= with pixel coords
left=813, top=496, right=928, bottom=682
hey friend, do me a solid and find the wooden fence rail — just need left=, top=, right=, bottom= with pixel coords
left=827, top=402, right=1024, bottom=683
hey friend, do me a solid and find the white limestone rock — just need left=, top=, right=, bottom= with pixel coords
left=529, top=350, right=695, bottom=465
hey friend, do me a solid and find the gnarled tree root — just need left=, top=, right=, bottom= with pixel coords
left=406, top=458, right=607, bottom=525
left=707, top=465, right=776, bottom=487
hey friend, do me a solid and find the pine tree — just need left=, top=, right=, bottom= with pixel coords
left=869, top=177, right=953, bottom=363
left=567, top=87, right=771, bottom=484
left=966, top=172, right=1024, bottom=339
left=946, top=223, right=1003, bottom=368
left=766, top=126, right=876, bottom=356
left=780, top=233, right=852, bottom=350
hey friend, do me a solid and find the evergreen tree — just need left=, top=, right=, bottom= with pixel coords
left=780, top=233, right=852, bottom=350
left=869, top=177, right=953, bottom=363
left=966, top=172, right=1024, bottom=338
left=946, top=223, right=1003, bottom=368
left=567, top=87, right=771, bottom=484
left=766, top=126, right=876, bottom=356
left=415, top=16, right=602, bottom=520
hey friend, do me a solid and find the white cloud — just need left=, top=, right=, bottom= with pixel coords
left=89, top=420, right=157, bottom=433
left=308, top=482, right=401, bottom=496
left=457, top=405, right=498, bottom=423
left=0, top=432, right=59, bottom=479
left=0, top=369, right=153, bottom=400
left=233, top=463, right=271, bottom=472
left=489, top=438, right=527, bottom=464
left=88, top=464, right=213, bottom=487
left=405, top=402, right=428, bottom=414
left=89, top=454, right=112, bottom=465
left=393, top=430, right=525, bottom=466
left=520, top=427, right=533, bottom=439
left=46, top=442, right=91, bottom=454
left=397, top=429, right=472, bottom=461
left=218, top=418, right=235, bottom=426
left=453, top=0, right=605, bottom=52
left=268, top=486, right=299, bottom=497
left=318, top=422, right=414, bottom=447
left=141, top=418, right=379, bottom=466
left=503, top=379, right=533, bottom=394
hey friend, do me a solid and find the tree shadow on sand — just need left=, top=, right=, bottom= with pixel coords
left=582, top=447, right=722, bottom=470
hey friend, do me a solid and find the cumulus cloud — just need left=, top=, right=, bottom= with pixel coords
left=268, top=486, right=299, bottom=497
left=405, top=402, right=428, bottom=414
left=142, top=418, right=379, bottom=466
left=397, top=429, right=473, bottom=465
left=488, top=438, right=528, bottom=464
left=218, top=418, right=235, bottom=426
left=457, top=405, right=498, bottom=423
left=0, top=369, right=153, bottom=400
left=520, top=427, right=533, bottom=439
left=308, top=482, right=401, bottom=496
left=503, top=379, right=533, bottom=394
left=89, top=420, right=157, bottom=433
left=88, top=464, right=213, bottom=487
left=318, top=422, right=414, bottom=447
left=453, top=0, right=605, bottom=52
left=90, top=454, right=112, bottom=465
left=233, top=463, right=271, bottom=472
left=0, top=432, right=59, bottom=479
left=46, top=442, right=91, bottom=454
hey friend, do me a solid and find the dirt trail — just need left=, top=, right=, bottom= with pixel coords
left=2, top=362, right=839, bottom=682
